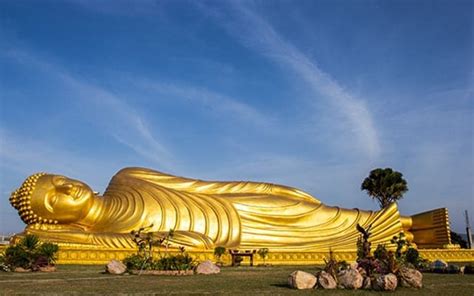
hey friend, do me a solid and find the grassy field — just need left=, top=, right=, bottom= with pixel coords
left=0, top=265, right=473, bottom=295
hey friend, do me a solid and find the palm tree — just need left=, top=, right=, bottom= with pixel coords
left=361, top=168, right=408, bottom=209
left=38, top=243, right=59, bottom=265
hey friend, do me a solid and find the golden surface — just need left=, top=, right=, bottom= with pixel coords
left=9, top=167, right=452, bottom=251
left=0, top=245, right=472, bottom=265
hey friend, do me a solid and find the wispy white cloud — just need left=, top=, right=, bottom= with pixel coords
left=0, top=127, right=113, bottom=191
left=201, top=2, right=381, bottom=159
left=4, top=49, right=174, bottom=169
left=134, top=79, right=273, bottom=128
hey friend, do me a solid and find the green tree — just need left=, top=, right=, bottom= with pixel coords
left=361, top=168, right=408, bottom=209
left=450, top=231, right=468, bottom=248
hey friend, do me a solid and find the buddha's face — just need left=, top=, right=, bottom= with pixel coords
left=30, top=174, right=94, bottom=223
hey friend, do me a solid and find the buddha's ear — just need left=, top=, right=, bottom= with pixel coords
left=44, top=197, right=54, bottom=213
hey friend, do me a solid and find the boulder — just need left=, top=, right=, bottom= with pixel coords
left=373, top=273, right=398, bottom=291
left=39, top=265, right=57, bottom=272
left=317, top=271, right=337, bottom=289
left=106, top=259, right=127, bottom=275
left=195, top=260, right=220, bottom=275
left=288, top=270, right=317, bottom=289
left=399, top=267, right=423, bottom=288
left=14, top=267, right=31, bottom=273
left=337, top=268, right=363, bottom=289
left=357, top=267, right=367, bottom=277
left=430, top=259, right=448, bottom=273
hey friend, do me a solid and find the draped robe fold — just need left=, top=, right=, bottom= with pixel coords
left=93, top=167, right=404, bottom=251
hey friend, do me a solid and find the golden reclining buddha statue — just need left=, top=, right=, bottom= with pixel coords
left=10, top=167, right=452, bottom=251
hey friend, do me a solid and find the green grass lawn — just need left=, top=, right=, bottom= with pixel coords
left=0, top=265, right=473, bottom=295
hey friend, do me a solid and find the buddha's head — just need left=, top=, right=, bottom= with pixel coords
left=10, top=173, right=94, bottom=225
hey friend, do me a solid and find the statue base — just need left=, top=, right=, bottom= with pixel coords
left=1, top=245, right=473, bottom=265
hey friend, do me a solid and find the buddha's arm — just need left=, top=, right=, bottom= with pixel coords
left=21, top=224, right=214, bottom=249
left=19, top=224, right=107, bottom=247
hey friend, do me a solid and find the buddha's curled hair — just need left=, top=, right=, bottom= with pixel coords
left=9, top=173, right=58, bottom=225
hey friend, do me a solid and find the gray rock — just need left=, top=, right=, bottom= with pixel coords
left=39, top=265, right=56, bottom=272
left=317, top=271, right=337, bottom=289
left=399, top=267, right=423, bottom=289
left=195, top=260, right=220, bottom=275
left=374, top=273, right=398, bottom=291
left=288, top=270, right=317, bottom=289
left=337, top=268, right=363, bottom=289
left=106, top=259, right=126, bottom=274
left=14, top=267, right=31, bottom=273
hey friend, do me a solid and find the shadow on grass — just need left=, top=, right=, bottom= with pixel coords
left=270, top=283, right=290, bottom=288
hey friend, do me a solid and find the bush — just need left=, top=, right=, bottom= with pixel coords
left=38, top=242, right=59, bottom=265
left=373, top=244, right=389, bottom=261
left=257, top=248, right=269, bottom=265
left=464, top=264, right=474, bottom=274
left=123, top=253, right=195, bottom=271
left=324, top=249, right=349, bottom=279
left=123, top=254, right=148, bottom=270
left=2, top=234, right=59, bottom=271
left=0, top=254, right=11, bottom=272
left=214, top=246, right=226, bottom=263
left=4, top=245, right=30, bottom=269
left=123, top=228, right=196, bottom=272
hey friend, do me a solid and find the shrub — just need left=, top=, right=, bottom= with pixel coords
left=403, top=247, right=421, bottom=267
left=20, top=234, right=40, bottom=251
left=257, top=248, right=269, bottom=265
left=123, top=254, right=148, bottom=270
left=156, top=253, right=194, bottom=271
left=373, top=244, right=389, bottom=261
left=124, top=228, right=196, bottom=272
left=324, top=249, right=349, bottom=279
left=0, top=254, right=11, bottom=272
left=391, top=232, right=409, bottom=258
left=214, top=246, right=226, bottom=263
left=464, top=264, right=474, bottom=274
left=234, top=256, right=243, bottom=266
left=2, top=234, right=59, bottom=271
left=4, top=245, right=30, bottom=269
left=38, top=242, right=59, bottom=265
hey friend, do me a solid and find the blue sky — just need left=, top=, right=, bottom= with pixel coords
left=0, top=0, right=472, bottom=235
